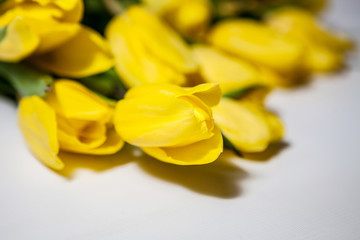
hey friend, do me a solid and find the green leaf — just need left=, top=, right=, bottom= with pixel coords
left=0, top=62, right=53, bottom=98
left=76, top=68, right=127, bottom=100
left=223, top=85, right=263, bottom=99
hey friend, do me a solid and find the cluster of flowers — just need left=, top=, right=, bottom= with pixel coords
left=0, top=0, right=352, bottom=171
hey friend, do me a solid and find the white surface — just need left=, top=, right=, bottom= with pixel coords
left=1, top=1, right=360, bottom=239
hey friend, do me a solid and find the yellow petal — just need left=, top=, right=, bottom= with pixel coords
left=106, top=15, right=186, bottom=87
left=213, top=98, right=272, bottom=152
left=264, top=112, right=285, bottom=142
left=124, top=82, right=221, bottom=107
left=56, top=120, right=123, bottom=155
left=192, top=45, right=262, bottom=95
left=57, top=119, right=107, bottom=151
left=18, top=96, right=64, bottom=170
left=183, top=82, right=222, bottom=107
left=31, top=25, right=114, bottom=78
left=208, top=19, right=304, bottom=74
left=46, top=80, right=112, bottom=122
left=141, top=126, right=223, bottom=165
left=157, top=0, right=212, bottom=40
left=115, top=90, right=214, bottom=147
left=124, top=6, right=197, bottom=73
left=0, top=17, right=39, bottom=62
left=30, top=19, right=80, bottom=54
left=6, top=0, right=83, bottom=23
left=57, top=124, right=124, bottom=155
left=305, top=45, right=343, bottom=72
left=57, top=0, right=84, bottom=23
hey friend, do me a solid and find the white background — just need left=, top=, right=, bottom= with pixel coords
left=1, top=0, right=360, bottom=239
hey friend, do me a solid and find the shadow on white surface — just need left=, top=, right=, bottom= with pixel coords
left=56, top=144, right=136, bottom=178
left=54, top=145, right=255, bottom=199
left=136, top=150, right=248, bottom=199
left=242, top=142, right=290, bottom=161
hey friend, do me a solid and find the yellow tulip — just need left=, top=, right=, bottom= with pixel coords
left=212, top=98, right=284, bottom=153
left=105, top=6, right=197, bottom=88
left=18, top=80, right=124, bottom=170
left=192, top=45, right=266, bottom=95
left=0, top=0, right=113, bottom=77
left=207, top=19, right=304, bottom=75
left=266, top=8, right=353, bottom=72
left=114, top=83, right=223, bottom=165
left=144, top=0, right=212, bottom=40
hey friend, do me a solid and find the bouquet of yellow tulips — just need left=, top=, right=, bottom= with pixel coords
left=0, top=0, right=352, bottom=171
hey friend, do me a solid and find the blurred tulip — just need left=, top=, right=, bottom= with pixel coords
left=213, top=98, right=284, bottom=153
left=18, top=80, right=124, bottom=170
left=192, top=45, right=266, bottom=95
left=266, top=7, right=353, bottom=72
left=114, top=83, right=223, bottom=165
left=105, top=6, right=197, bottom=88
left=0, top=0, right=113, bottom=77
left=208, top=19, right=304, bottom=75
left=144, top=0, right=212, bottom=40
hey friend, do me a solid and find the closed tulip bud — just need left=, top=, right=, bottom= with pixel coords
left=105, top=6, right=197, bottom=88
left=208, top=19, right=304, bottom=75
left=18, top=80, right=124, bottom=170
left=266, top=7, right=353, bottom=72
left=212, top=98, right=284, bottom=153
left=114, top=83, right=223, bottom=165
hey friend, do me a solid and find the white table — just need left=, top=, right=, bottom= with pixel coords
left=1, top=0, right=360, bottom=239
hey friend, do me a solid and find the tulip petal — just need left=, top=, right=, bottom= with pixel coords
left=59, top=127, right=124, bottom=155
left=106, top=13, right=186, bottom=87
left=46, top=80, right=112, bottom=122
left=57, top=0, right=84, bottom=23
left=213, top=98, right=272, bottom=152
left=124, top=82, right=221, bottom=107
left=31, top=19, right=80, bottom=54
left=141, top=126, right=223, bottom=165
left=0, top=17, right=39, bottom=62
left=18, top=96, right=64, bottom=170
left=183, top=82, right=222, bottom=107
left=264, top=112, right=285, bottom=142
left=31, top=25, right=114, bottom=78
left=192, top=45, right=263, bottom=95
left=124, top=6, right=197, bottom=73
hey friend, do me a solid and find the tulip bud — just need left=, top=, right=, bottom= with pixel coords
left=114, top=83, right=223, bottom=165
left=208, top=19, right=304, bottom=75
left=105, top=6, right=197, bottom=88
left=17, top=80, right=124, bottom=170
